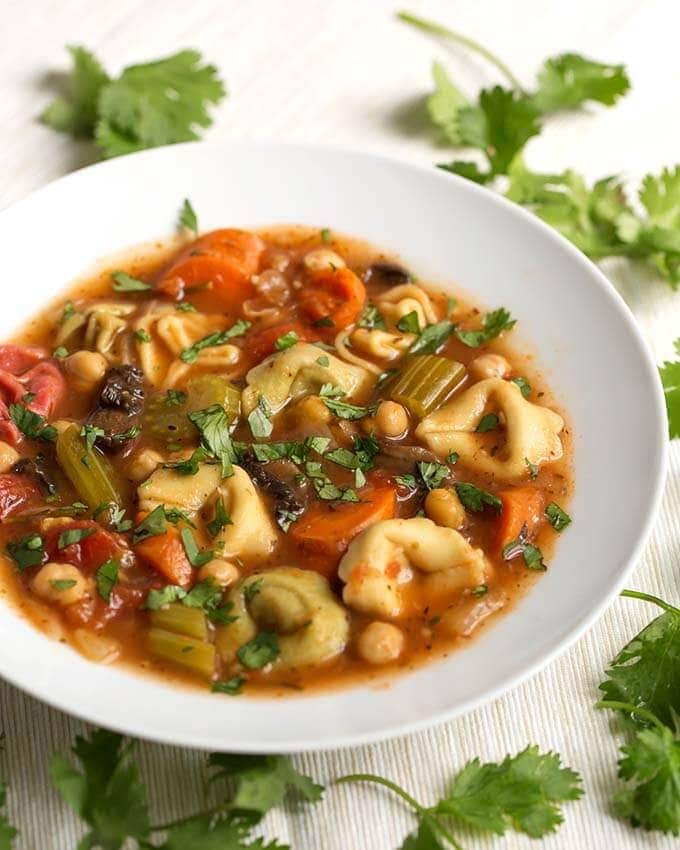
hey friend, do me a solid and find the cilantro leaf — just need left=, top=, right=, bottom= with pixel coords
left=613, top=724, right=680, bottom=835
left=408, top=321, right=455, bottom=355
left=178, top=198, right=198, bottom=235
left=208, top=753, right=323, bottom=816
left=455, top=482, right=501, bottom=513
left=532, top=53, right=630, bottom=113
left=475, top=413, right=499, bottom=432
left=164, top=445, right=210, bottom=475
left=180, top=319, right=250, bottom=363
left=511, top=375, right=531, bottom=398
left=189, top=404, right=236, bottom=477
left=111, top=271, right=151, bottom=292
left=132, top=505, right=167, bottom=543
left=416, top=461, right=449, bottom=491
left=143, top=585, right=186, bottom=610
left=95, top=50, right=226, bottom=158
left=0, top=781, right=17, bottom=850
left=322, top=398, right=373, bottom=420
left=660, top=339, right=680, bottom=438
left=180, top=529, right=213, bottom=568
left=247, top=396, right=274, bottom=439
left=207, top=496, right=232, bottom=537
left=358, top=303, right=387, bottom=330
left=58, top=526, right=95, bottom=549
left=599, top=591, right=680, bottom=729
left=545, top=501, right=572, bottom=532
left=237, top=633, right=280, bottom=670
left=6, top=533, right=45, bottom=571
left=456, top=308, right=516, bottom=347
left=41, top=45, right=109, bottom=137
left=433, top=746, right=582, bottom=837
left=400, top=819, right=443, bottom=850
left=50, top=728, right=149, bottom=849
left=426, top=60, right=469, bottom=145
left=95, top=559, right=119, bottom=602
left=159, top=813, right=255, bottom=850
left=8, top=404, right=57, bottom=442
left=397, top=310, right=421, bottom=334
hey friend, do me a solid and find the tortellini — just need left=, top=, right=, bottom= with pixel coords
left=375, top=284, right=438, bottom=330
left=415, top=377, right=564, bottom=482
left=241, top=342, right=373, bottom=415
left=135, top=306, right=241, bottom=387
left=215, top=568, right=350, bottom=669
left=338, top=517, right=488, bottom=619
left=138, top=463, right=221, bottom=515
left=350, top=328, right=415, bottom=362
left=56, top=301, right=135, bottom=360
left=209, top=466, right=278, bottom=561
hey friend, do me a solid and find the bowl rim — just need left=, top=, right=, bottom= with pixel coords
left=0, top=139, right=669, bottom=752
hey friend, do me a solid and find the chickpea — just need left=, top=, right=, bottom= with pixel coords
left=291, top=395, right=332, bottom=426
left=0, top=440, right=19, bottom=473
left=374, top=400, right=408, bottom=439
left=425, top=488, right=466, bottom=530
left=198, top=559, right=240, bottom=588
left=127, top=448, right=165, bottom=482
left=64, top=350, right=108, bottom=390
left=468, top=353, right=510, bottom=381
left=31, top=563, right=93, bottom=606
left=357, top=621, right=404, bottom=665
left=303, top=248, right=346, bottom=273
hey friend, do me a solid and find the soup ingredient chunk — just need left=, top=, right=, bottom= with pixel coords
left=357, top=621, right=405, bottom=665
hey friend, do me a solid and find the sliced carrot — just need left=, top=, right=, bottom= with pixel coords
left=291, top=486, right=397, bottom=578
left=495, top=487, right=545, bottom=553
left=135, top=526, right=193, bottom=588
left=298, top=267, right=366, bottom=335
left=246, top=321, right=317, bottom=362
left=156, top=229, right=265, bottom=309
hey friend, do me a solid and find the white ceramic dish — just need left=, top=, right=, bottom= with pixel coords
left=0, top=141, right=667, bottom=752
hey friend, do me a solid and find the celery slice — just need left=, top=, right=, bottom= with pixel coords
left=387, top=355, right=466, bottom=418
left=150, top=603, right=208, bottom=640
left=148, top=627, right=215, bottom=678
left=55, top=425, right=122, bottom=510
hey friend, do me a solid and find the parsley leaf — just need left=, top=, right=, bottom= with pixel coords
left=58, top=526, right=95, bottom=549
left=111, top=271, right=151, bottom=292
left=206, top=496, right=231, bottom=537
left=96, top=559, right=119, bottom=602
left=274, top=331, right=299, bottom=350
left=50, top=579, right=77, bottom=592
left=237, top=632, right=280, bottom=669
left=94, top=50, right=226, bottom=159
left=427, top=60, right=469, bottom=145
left=660, top=339, right=680, bottom=439
left=358, top=303, right=387, bottom=330
left=180, top=528, right=213, bottom=568
left=455, top=482, right=502, bottom=513
left=8, top=404, right=57, bottom=442
left=408, top=321, right=455, bottom=354
left=511, top=375, right=531, bottom=398
left=180, top=319, right=250, bottom=363
left=41, top=45, right=109, bottom=137
left=6, top=533, right=45, bottom=571
left=132, top=505, right=167, bottom=543
left=416, top=461, right=449, bottom=491
left=159, top=814, right=254, bottom=850
left=212, top=676, right=245, bottom=696
left=50, top=728, right=150, bottom=849
left=189, top=404, right=236, bottom=477
left=456, top=308, right=516, bottom=347
left=164, top=445, right=210, bottom=476
left=532, top=53, right=630, bottom=113
left=247, top=396, right=274, bottom=439
left=545, top=501, right=572, bottom=532
left=475, top=413, right=499, bottom=432
left=143, top=585, right=186, bottom=610
left=322, top=398, right=373, bottom=420
left=397, top=310, right=421, bottom=334
left=178, top=198, right=198, bottom=235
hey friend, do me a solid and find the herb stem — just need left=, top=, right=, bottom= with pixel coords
left=596, top=700, right=667, bottom=731
left=336, top=773, right=463, bottom=850
left=620, top=588, right=680, bottom=615
left=396, top=10, right=524, bottom=92
left=151, top=805, right=222, bottom=832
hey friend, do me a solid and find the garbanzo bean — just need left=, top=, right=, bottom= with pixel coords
left=303, top=248, right=346, bottom=273
left=425, top=487, right=466, bottom=530
left=0, top=440, right=19, bottom=473
left=374, top=400, right=408, bottom=439
left=291, top=394, right=333, bottom=426
left=197, top=559, right=240, bottom=588
left=64, top=350, right=108, bottom=390
left=357, top=621, right=404, bottom=665
left=468, top=353, right=510, bottom=381
left=31, top=563, right=93, bottom=606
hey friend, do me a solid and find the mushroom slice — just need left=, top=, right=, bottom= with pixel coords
left=338, top=517, right=488, bottom=619
left=415, top=377, right=564, bottom=482
left=216, top=568, right=350, bottom=670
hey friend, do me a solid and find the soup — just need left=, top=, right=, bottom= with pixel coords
left=0, top=222, right=571, bottom=696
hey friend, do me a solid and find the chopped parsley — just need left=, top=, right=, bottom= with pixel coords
left=180, top=528, right=213, bottom=568
left=206, top=497, right=231, bottom=537
left=53, top=346, right=69, bottom=359
left=189, top=404, right=237, bottom=477
left=322, top=398, right=373, bottom=420
left=8, top=404, right=57, bottom=442
left=512, top=376, right=532, bottom=398
left=237, top=632, right=280, bottom=669
left=274, top=331, right=299, bottom=350
left=243, top=578, right=264, bottom=603
left=178, top=198, right=198, bottom=235
left=476, top=413, right=499, bottom=432
left=408, top=320, right=455, bottom=354
left=132, top=505, right=167, bottom=543
left=545, top=501, right=572, bottom=532
left=143, top=585, right=186, bottom=610
left=455, top=482, right=502, bottom=513
left=111, top=271, right=151, bottom=292
left=525, top=458, right=539, bottom=479
left=176, top=301, right=197, bottom=313
left=247, top=396, right=274, bottom=439
left=50, top=579, right=77, bottom=592
left=6, top=534, right=45, bottom=571
left=396, top=310, right=421, bottom=334
left=179, top=319, right=251, bottom=363
left=80, top=424, right=105, bottom=452
left=58, top=527, right=96, bottom=549
left=95, top=559, right=119, bottom=602
left=212, top=676, right=245, bottom=695
left=165, top=389, right=187, bottom=407
left=456, top=308, right=516, bottom=348
left=133, top=328, right=152, bottom=343
left=316, top=355, right=330, bottom=367
left=416, top=461, right=450, bottom=491
left=357, top=303, right=387, bottom=330
left=164, top=446, right=210, bottom=475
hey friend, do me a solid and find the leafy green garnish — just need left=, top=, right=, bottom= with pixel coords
left=237, top=632, right=280, bottom=670
left=163, top=445, right=210, bottom=476
left=96, top=559, right=119, bottom=602
left=165, top=389, right=187, bottom=407
left=475, top=413, right=499, bottom=432
left=456, top=308, right=516, bottom=347
left=338, top=744, right=581, bottom=845
left=322, top=398, right=373, bottom=420
left=50, top=579, right=77, bottom=592
left=8, top=404, right=57, bottom=442
left=545, top=501, right=572, bottom=532
left=80, top=424, right=105, bottom=452
left=416, top=461, right=449, bottom=491
left=247, top=396, right=274, bottom=439
left=660, top=339, right=680, bottom=438
left=397, top=310, right=421, bottom=334
left=111, top=271, right=151, bottom=292
left=358, top=303, right=387, bottom=330
left=274, top=331, right=299, bottom=350
left=180, top=319, right=250, bottom=363
left=6, top=533, right=45, bottom=571
left=243, top=577, right=264, bottom=604
left=206, top=496, right=231, bottom=537
left=132, top=505, right=167, bottom=543
left=0, top=780, right=17, bottom=849
left=58, top=526, right=95, bottom=549
left=53, top=346, right=69, bottom=359
left=43, top=47, right=226, bottom=159
left=180, top=528, right=213, bottom=568
left=511, top=376, right=532, bottom=398
left=133, top=328, right=152, bottom=343
left=178, top=198, right=198, bottom=235
left=143, top=585, right=186, bottom=610
left=189, top=404, right=237, bottom=477
left=212, top=677, right=245, bottom=696
left=408, top=320, right=455, bottom=354
left=455, top=482, right=502, bottom=513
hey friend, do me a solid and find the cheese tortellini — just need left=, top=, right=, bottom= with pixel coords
left=242, top=342, right=373, bottom=415
left=415, top=378, right=564, bottom=482
left=138, top=462, right=221, bottom=515
left=375, top=284, right=438, bottom=329
left=216, top=568, right=350, bottom=669
left=56, top=301, right=135, bottom=360
left=350, top=328, right=415, bottom=362
left=338, top=517, right=489, bottom=619
left=209, top=466, right=278, bottom=561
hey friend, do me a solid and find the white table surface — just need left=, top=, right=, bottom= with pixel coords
left=1, top=1, right=679, bottom=847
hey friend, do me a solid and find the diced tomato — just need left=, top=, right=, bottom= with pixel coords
left=0, top=473, right=41, bottom=520
left=156, top=229, right=265, bottom=310
left=246, top=321, right=318, bottom=362
left=20, top=361, right=66, bottom=419
left=65, top=584, right=148, bottom=630
left=43, top=521, right=130, bottom=574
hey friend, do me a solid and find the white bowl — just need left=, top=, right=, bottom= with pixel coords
left=0, top=141, right=667, bottom=752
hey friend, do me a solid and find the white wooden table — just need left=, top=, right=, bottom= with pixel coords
left=1, top=1, right=679, bottom=847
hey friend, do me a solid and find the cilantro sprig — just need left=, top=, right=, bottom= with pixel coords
left=42, top=47, right=226, bottom=159
left=660, top=338, right=680, bottom=438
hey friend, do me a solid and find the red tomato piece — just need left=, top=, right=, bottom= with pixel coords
left=246, top=321, right=318, bottom=362
left=44, top=521, right=130, bottom=574
left=0, top=473, right=41, bottom=520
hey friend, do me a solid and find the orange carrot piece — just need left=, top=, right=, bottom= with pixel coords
left=495, top=487, right=545, bottom=553
left=298, top=267, right=366, bottom=333
left=135, top=526, right=193, bottom=588
left=291, top=486, right=397, bottom=576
